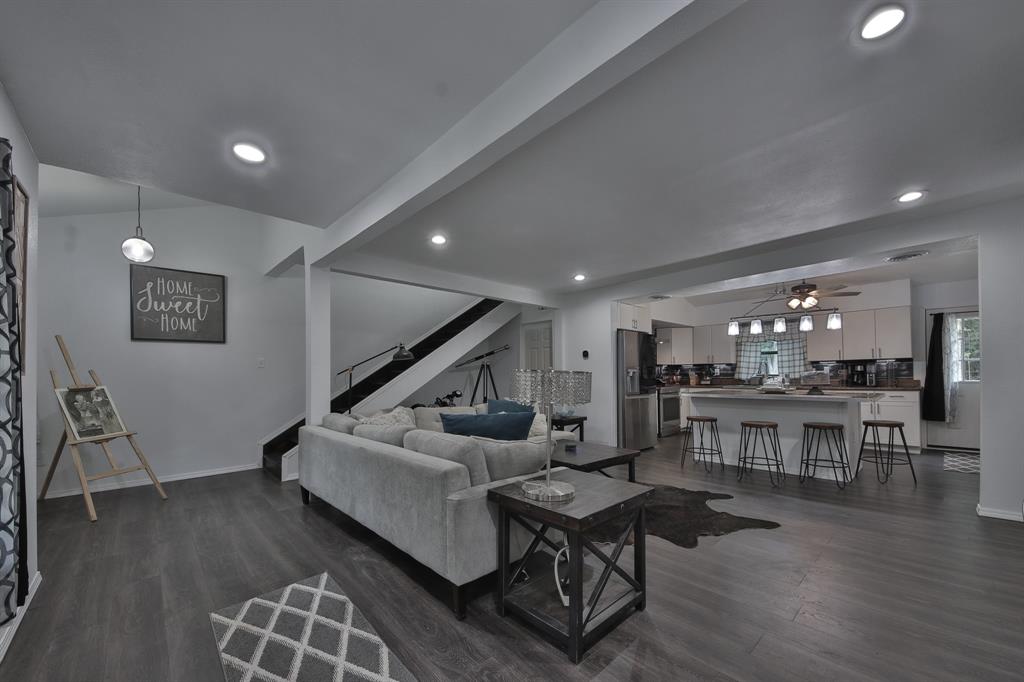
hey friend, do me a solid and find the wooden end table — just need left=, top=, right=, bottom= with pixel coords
left=488, top=469, right=653, bottom=663
left=550, top=441, right=641, bottom=482
left=551, top=415, right=587, bottom=441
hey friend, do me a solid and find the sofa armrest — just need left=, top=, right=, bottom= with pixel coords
left=300, top=425, right=471, bottom=577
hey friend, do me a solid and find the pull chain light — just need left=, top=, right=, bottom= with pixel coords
left=121, top=185, right=154, bottom=263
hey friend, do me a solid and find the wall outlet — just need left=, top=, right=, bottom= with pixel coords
left=256, top=357, right=266, bottom=369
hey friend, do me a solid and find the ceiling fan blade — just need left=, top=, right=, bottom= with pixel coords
left=817, top=284, right=848, bottom=293
left=822, top=291, right=861, bottom=297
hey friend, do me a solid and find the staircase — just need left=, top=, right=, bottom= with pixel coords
left=261, top=298, right=507, bottom=479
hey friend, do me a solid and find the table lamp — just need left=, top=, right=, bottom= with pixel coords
left=511, top=369, right=592, bottom=502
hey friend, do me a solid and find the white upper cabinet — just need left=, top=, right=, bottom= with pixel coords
left=709, top=324, right=736, bottom=364
left=874, top=306, right=912, bottom=359
left=805, top=315, right=844, bottom=361
left=692, top=326, right=711, bottom=364
left=841, top=310, right=877, bottom=360
left=616, top=303, right=652, bottom=334
left=671, top=327, right=694, bottom=365
left=656, top=329, right=673, bottom=364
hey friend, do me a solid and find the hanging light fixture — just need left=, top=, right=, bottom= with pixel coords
left=121, top=186, right=154, bottom=263
left=727, top=320, right=740, bottom=336
left=773, top=317, right=787, bottom=333
left=799, top=315, right=814, bottom=332
left=787, top=297, right=802, bottom=309
left=749, top=319, right=763, bottom=334
left=827, top=312, right=843, bottom=330
left=801, top=295, right=818, bottom=309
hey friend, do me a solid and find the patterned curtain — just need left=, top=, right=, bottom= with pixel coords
left=0, top=138, right=26, bottom=626
left=735, top=324, right=810, bottom=379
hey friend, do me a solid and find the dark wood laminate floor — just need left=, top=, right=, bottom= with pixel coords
left=4, top=437, right=1022, bottom=681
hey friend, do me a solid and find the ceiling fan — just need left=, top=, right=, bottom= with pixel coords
left=785, top=280, right=860, bottom=310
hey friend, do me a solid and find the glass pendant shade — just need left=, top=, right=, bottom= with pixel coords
left=727, top=320, right=740, bottom=336
left=799, top=315, right=814, bottom=332
left=121, top=233, right=154, bottom=263
left=392, top=343, right=414, bottom=361
left=826, top=312, right=843, bottom=330
left=773, top=317, right=787, bottom=333
left=802, top=295, right=818, bottom=309
left=749, top=319, right=763, bottom=335
left=787, top=297, right=801, bottom=309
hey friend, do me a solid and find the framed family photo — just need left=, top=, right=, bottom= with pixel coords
left=54, top=385, right=130, bottom=442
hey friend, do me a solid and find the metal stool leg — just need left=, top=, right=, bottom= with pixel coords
left=899, top=426, right=917, bottom=484
left=680, top=425, right=691, bottom=468
left=872, top=425, right=887, bottom=483
left=711, top=421, right=725, bottom=471
left=854, top=424, right=870, bottom=479
left=770, top=426, right=786, bottom=483
left=737, top=425, right=749, bottom=482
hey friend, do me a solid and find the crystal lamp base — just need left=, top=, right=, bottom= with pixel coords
left=522, top=480, right=575, bottom=502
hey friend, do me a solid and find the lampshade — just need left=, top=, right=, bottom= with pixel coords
left=787, top=297, right=801, bottom=310
left=826, top=312, right=842, bottom=330
left=799, top=314, right=813, bottom=332
left=803, top=295, right=818, bottom=308
left=727, top=320, right=740, bottom=336
left=749, top=319, right=763, bottom=334
left=511, top=369, right=592, bottom=406
left=392, top=343, right=414, bottom=361
left=773, top=317, right=787, bottom=333
left=121, top=235, right=154, bottom=263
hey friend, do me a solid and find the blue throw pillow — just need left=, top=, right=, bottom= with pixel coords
left=487, top=398, right=534, bottom=414
left=441, top=412, right=534, bottom=441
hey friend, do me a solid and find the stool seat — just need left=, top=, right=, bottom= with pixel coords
left=741, top=420, right=778, bottom=429
left=803, top=422, right=843, bottom=430
left=687, top=415, right=718, bottom=423
left=863, top=419, right=904, bottom=428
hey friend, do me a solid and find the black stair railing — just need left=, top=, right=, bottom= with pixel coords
left=260, top=298, right=504, bottom=479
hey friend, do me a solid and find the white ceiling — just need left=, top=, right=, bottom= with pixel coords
left=39, top=165, right=207, bottom=218
left=0, top=0, right=596, bottom=226
left=682, top=248, right=978, bottom=307
left=355, top=0, right=1024, bottom=293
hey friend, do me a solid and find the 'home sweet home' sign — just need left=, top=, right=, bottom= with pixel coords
left=130, top=264, right=226, bottom=343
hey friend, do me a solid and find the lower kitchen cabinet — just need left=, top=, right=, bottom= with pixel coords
left=860, top=392, right=921, bottom=448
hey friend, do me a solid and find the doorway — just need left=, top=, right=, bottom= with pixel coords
left=925, top=309, right=981, bottom=451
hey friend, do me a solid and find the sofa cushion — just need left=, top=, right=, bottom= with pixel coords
left=472, top=437, right=547, bottom=481
left=487, top=398, right=535, bottom=414
left=321, top=413, right=360, bottom=434
left=441, top=412, right=534, bottom=441
left=358, top=407, right=415, bottom=427
left=403, top=430, right=490, bottom=486
left=353, top=424, right=416, bottom=447
left=412, top=406, right=478, bottom=432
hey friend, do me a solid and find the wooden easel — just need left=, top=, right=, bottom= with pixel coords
left=38, top=335, right=167, bottom=521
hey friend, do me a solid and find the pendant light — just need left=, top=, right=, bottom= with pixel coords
left=773, top=317, right=787, bottom=333
left=799, top=315, right=814, bottom=332
left=827, top=312, right=843, bottom=330
left=121, top=186, right=154, bottom=263
left=749, top=319, right=763, bottom=335
left=727, top=320, right=740, bottom=336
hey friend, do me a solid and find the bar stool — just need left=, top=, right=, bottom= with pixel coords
left=681, top=415, right=724, bottom=472
left=737, top=421, right=785, bottom=487
left=855, top=420, right=917, bottom=485
left=799, top=422, right=852, bottom=489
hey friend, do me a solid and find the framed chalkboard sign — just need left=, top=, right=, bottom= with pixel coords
left=130, top=264, right=226, bottom=343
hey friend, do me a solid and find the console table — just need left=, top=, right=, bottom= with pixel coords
left=488, top=469, right=653, bottom=663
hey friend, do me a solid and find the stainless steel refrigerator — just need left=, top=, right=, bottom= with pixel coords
left=616, top=329, right=658, bottom=450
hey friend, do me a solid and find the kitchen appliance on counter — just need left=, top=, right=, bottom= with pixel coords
left=617, top=330, right=658, bottom=449
left=658, top=387, right=681, bottom=437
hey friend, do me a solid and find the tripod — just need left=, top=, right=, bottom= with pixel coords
left=455, top=344, right=511, bottom=404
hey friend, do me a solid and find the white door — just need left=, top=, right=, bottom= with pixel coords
left=874, top=306, right=912, bottom=359
left=842, top=310, right=877, bottom=360
left=692, top=326, right=712, bottom=364
left=805, top=316, right=843, bottom=361
left=671, top=327, right=694, bottom=364
left=522, top=321, right=553, bottom=370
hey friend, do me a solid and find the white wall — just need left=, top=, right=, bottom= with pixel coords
left=560, top=298, right=618, bottom=445
left=0, top=81, right=39, bottom=652
left=978, top=222, right=1024, bottom=521
left=37, top=205, right=308, bottom=495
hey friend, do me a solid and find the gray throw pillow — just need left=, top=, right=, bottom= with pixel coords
left=472, top=437, right=547, bottom=481
left=321, top=413, right=360, bottom=434
left=353, top=424, right=416, bottom=447
left=403, top=430, right=490, bottom=486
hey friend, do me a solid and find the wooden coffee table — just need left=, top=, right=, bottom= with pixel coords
left=550, top=441, right=642, bottom=482
left=489, top=469, right=653, bottom=663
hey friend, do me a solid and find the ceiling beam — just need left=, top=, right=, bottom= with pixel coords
left=262, top=0, right=745, bottom=276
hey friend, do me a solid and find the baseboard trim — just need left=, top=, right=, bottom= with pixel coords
left=976, top=504, right=1024, bottom=522
left=0, top=570, right=42, bottom=663
left=43, top=462, right=262, bottom=499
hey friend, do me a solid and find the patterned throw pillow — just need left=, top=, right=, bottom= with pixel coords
left=358, top=407, right=415, bottom=427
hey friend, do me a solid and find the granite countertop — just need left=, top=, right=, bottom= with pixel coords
left=682, top=388, right=884, bottom=402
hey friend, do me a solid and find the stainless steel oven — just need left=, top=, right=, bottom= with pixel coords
left=658, top=388, right=681, bottom=437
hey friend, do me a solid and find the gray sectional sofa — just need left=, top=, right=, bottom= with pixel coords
left=298, top=405, right=576, bottom=617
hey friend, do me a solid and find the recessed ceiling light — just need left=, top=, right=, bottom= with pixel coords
left=861, top=5, right=906, bottom=40
left=573, top=273, right=586, bottom=282
left=897, top=189, right=925, bottom=203
left=429, top=234, right=447, bottom=246
left=232, top=142, right=266, bottom=164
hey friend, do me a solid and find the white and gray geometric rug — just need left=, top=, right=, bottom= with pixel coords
left=943, top=451, right=981, bottom=474
left=210, top=573, right=417, bottom=682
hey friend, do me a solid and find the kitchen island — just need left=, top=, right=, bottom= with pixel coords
left=682, top=389, right=882, bottom=480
